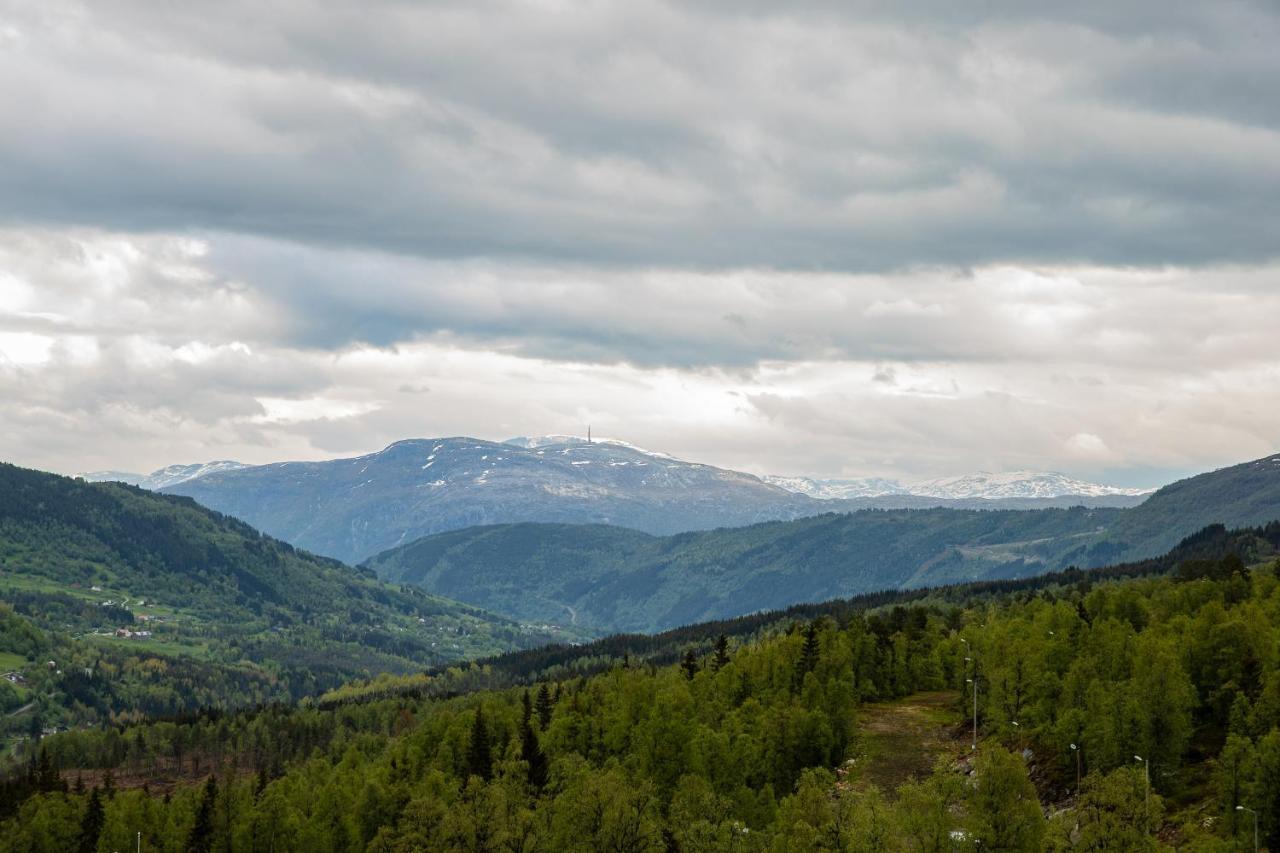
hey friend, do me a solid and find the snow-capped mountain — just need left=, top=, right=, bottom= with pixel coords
left=79, top=461, right=249, bottom=491
left=77, top=469, right=147, bottom=486
left=503, top=435, right=675, bottom=459
left=161, top=437, right=819, bottom=564
left=114, top=437, right=1154, bottom=566
left=907, top=471, right=1151, bottom=500
left=767, top=470, right=1151, bottom=501
left=761, top=475, right=908, bottom=499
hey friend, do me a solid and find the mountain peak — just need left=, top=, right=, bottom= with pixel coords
left=503, top=435, right=675, bottom=460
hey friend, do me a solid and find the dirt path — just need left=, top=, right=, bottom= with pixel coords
left=853, top=691, right=964, bottom=793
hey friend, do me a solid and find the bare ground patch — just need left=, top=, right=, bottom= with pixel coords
left=850, top=690, right=966, bottom=793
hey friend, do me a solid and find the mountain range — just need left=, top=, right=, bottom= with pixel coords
left=152, top=437, right=825, bottom=564
left=365, top=452, right=1280, bottom=633
left=764, top=470, right=1152, bottom=500
left=81, top=436, right=1149, bottom=565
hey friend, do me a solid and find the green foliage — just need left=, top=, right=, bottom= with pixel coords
left=366, top=510, right=1125, bottom=633
left=465, top=706, right=492, bottom=782
left=0, top=463, right=567, bottom=741
left=968, top=745, right=1045, bottom=851
left=185, top=776, right=217, bottom=853
left=1047, top=766, right=1161, bottom=851
left=5, top=541, right=1280, bottom=848
left=367, top=501, right=1280, bottom=635
left=76, top=786, right=103, bottom=853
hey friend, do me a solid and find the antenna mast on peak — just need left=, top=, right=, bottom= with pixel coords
left=588, top=425, right=592, bottom=444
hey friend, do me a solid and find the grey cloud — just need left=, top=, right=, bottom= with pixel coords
left=3, top=2, right=1280, bottom=484
left=1, top=1, right=1278, bottom=269
left=8, top=228, right=1280, bottom=375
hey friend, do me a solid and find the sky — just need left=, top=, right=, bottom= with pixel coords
left=1, top=0, right=1279, bottom=487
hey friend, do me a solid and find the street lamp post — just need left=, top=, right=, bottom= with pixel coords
left=1236, top=805, right=1258, bottom=853
left=965, top=677, right=978, bottom=751
left=1070, top=743, right=1081, bottom=796
left=1134, top=755, right=1150, bottom=835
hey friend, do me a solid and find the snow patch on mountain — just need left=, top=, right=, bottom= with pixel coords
left=80, top=461, right=249, bottom=491
left=908, top=471, right=1151, bottom=499
left=503, top=435, right=676, bottom=460
left=767, top=470, right=1152, bottom=501
left=762, top=475, right=907, bottom=499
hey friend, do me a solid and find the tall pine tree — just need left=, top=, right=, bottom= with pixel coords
left=521, top=690, right=549, bottom=790
left=793, top=620, right=821, bottom=692
left=712, top=634, right=730, bottom=670
left=535, top=684, right=554, bottom=730
left=186, top=775, right=218, bottom=853
left=681, top=649, right=699, bottom=680
left=77, top=787, right=104, bottom=853
left=466, top=705, right=492, bottom=781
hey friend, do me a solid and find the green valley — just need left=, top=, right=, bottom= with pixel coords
left=0, top=464, right=570, bottom=750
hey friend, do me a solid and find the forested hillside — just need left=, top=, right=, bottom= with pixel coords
left=5, top=536, right=1280, bottom=850
left=1100, top=453, right=1280, bottom=559
left=368, top=453, right=1280, bottom=634
left=0, top=464, right=566, bottom=744
left=365, top=508, right=1122, bottom=633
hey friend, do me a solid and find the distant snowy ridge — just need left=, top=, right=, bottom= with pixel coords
left=503, top=435, right=676, bottom=460
left=761, top=475, right=907, bottom=499
left=79, top=461, right=249, bottom=491
left=908, top=471, right=1151, bottom=499
left=767, top=470, right=1152, bottom=501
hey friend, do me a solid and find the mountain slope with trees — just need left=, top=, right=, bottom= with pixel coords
left=366, top=509, right=1119, bottom=633
left=367, top=453, right=1280, bottom=633
left=0, top=463, right=566, bottom=741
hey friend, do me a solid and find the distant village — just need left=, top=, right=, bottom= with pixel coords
left=86, top=585, right=164, bottom=638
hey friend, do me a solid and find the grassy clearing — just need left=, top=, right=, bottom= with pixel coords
left=0, top=572, right=89, bottom=597
left=0, top=652, right=26, bottom=672
left=853, top=690, right=965, bottom=793
left=82, top=634, right=213, bottom=661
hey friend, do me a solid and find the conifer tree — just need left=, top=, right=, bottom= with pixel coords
left=521, top=690, right=548, bottom=790
left=535, top=684, right=554, bottom=730
left=35, top=747, right=62, bottom=792
left=712, top=634, right=730, bottom=670
left=77, top=787, right=104, bottom=853
left=466, top=705, right=492, bottom=781
left=794, top=621, right=820, bottom=692
left=186, top=775, right=218, bottom=853
left=800, top=621, right=820, bottom=673
left=681, top=649, right=699, bottom=680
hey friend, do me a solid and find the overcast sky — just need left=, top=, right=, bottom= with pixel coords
left=2, top=0, right=1279, bottom=486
